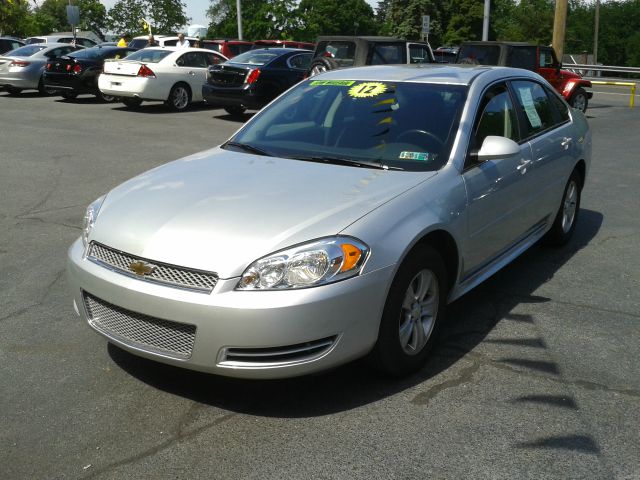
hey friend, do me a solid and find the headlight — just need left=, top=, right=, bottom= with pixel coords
left=237, top=236, right=369, bottom=290
left=82, top=195, right=105, bottom=247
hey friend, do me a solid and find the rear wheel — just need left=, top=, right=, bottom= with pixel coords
left=224, top=105, right=247, bottom=117
left=369, top=246, right=447, bottom=377
left=165, top=83, right=191, bottom=111
left=543, top=170, right=582, bottom=246
left=38, top=77, right=56, bottom=96
left=122, top=97, right=142, bottom=109
left=569, top=87, right=588, bottom=113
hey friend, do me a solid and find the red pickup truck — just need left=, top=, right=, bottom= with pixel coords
left=456, top=41, right=592, bottom=112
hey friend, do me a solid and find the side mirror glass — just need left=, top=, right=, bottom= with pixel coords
left=477, top=136, right=520, bottom=161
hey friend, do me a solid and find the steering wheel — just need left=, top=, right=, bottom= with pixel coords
left=396, top=129, right=444, bottom=149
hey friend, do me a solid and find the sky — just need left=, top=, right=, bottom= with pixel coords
left=100, top=0, right=380, bottom=32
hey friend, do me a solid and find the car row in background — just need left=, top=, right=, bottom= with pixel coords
left=43, top=45, right=137, bottom=101
left=98, top=47, right=228, bottom=111
left=0, top=43, right=85, bottom=94
left=26, top=34, right=97, bottom=48
left=202, top=48, right=313, bottom=116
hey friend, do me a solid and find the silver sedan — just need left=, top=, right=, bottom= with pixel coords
left=0, top=43, right=83, bottom=94
left=67, top=65, right=591, bottom=379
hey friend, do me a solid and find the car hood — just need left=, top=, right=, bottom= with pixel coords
left=91, top=147, right=435, bottom=278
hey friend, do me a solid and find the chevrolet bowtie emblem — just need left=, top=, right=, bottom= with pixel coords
left=129, top=260, right=156, bottom=276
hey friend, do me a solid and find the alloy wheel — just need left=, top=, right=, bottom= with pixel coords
left=398, top=269, right=439, bottom=355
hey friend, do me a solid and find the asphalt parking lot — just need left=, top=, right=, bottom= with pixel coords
left=1, top=87, right=639, bottom=480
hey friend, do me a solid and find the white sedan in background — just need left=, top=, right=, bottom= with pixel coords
left=98, top=47, right=227, bottom=111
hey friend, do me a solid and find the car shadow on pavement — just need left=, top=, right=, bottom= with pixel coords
left=110, top=102, right=223, bottom=114
left=213, top=112, right=254, bottom=123
left=109, top=209, right=603, bottom=422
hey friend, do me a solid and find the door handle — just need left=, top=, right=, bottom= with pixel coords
left=561, top=137, right=572, bottom=149
left=517, top=159, right=531, bottom=173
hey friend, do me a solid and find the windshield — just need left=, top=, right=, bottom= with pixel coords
left=228, top=80, right=467, bottom=171
left=229, top=50, right=279, bottom=65
left=7, top=45, right=46, bottom=57
left=122, top=49, right=172, bottom=63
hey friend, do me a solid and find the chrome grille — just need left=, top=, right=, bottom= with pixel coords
left=88, top=242, right=218, bottom=293
left=83, top=292, right=196, bottom=359
left=219, top=336, right=337, bottom=367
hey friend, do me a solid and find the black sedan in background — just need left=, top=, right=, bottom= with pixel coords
left=202, top=48, right=312, bottom=116
left=43, top=45, right=136, bottom=101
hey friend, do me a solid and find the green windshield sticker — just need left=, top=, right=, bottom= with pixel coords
left=309, top=80, right=356, bottom=86
left=400, top=151, right=430, bottom=161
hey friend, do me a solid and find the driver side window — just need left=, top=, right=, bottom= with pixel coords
left=473, top=83, right=520, bottom=151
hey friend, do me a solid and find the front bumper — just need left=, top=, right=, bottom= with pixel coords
left=67, top=238, right=393, bottom=379
left=202, top=83, right=266, bottom=110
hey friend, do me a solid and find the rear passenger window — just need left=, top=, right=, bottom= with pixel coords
left=511, top=80, right=557, bottom=137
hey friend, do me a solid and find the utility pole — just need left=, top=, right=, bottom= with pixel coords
left=552, top=0, right=568, bottom=61
left=236, top=0, right=243, bottom=40
left=593, top=0, right=600, bottom=64
left=482, top=0, right=490, bottom=41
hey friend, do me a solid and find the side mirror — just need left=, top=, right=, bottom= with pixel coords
left=477, top=136, right=520, bottom=161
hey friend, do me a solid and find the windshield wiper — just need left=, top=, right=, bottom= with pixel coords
left=223, top=141, right=273, bottom=157
left=290, top=155, right=403, bottom=171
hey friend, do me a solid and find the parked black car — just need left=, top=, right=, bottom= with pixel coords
left=202, top=47, right=313, bottom=117
left=43, top=45, right=136, bottom=101
left=0, top=37, right=25, bottom=55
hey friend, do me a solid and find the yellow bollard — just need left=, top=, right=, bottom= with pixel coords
left=632, top=83, right=636, bottom=108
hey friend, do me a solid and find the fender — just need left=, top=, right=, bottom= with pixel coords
left=561, top=77, right=593, bottom=99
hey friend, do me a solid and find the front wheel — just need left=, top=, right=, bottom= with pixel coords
left=122, top=97, right=142, bottom=109
left=543, top=170, right=582, bottom=246
left=165, top=83, right=191, bottom=111
left=569, top=87, right=588, bottom=113
left=369, top=246, right=447, bottom=377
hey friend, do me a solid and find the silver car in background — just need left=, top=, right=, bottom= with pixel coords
left=67, top=65, right=591, bottom=379
left=0, top=43, right=84, bottom=95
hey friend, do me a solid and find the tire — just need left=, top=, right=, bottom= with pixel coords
left=38, top=77, right=56, bottom=96
left=165, top=83, right=191, bottom=111
left=61, top=92, right=78, bottom=100
left=308, top=56, right=340, bottom=77
left=224, top=105, right=247, bottom=117
left=569, top=87, right=588, bottom=113
left=369, top=246, right=448, bottom=377
left=122, top=97, right=142, bottom=109
left=543, top=170, right=582, bottom=246
left=97, top=91, right=117, bottom=102
left=6, top=86, right=22, bottom=95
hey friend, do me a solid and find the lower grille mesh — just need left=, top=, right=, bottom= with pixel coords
left=83, top=292, right=196, bottom=359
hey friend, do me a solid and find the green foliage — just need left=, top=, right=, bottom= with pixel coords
left=31, top=0, right=107, bottom=38
left=384, top=0, right=446, bottom=46
left=492, top=0, right=555, bottom=44
left=106, top=0, right=188, bottom=36
left=0, top=0, right=36, bottom=37
left=206, top=0, right=300, bottom=40
left=444, top=0, right=484, bottom=45
left=295, top=0, right=377, bottom=41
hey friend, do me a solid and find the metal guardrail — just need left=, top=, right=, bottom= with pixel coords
left=562, top=63, right=638, bottom=108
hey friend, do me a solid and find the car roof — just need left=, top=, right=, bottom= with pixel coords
left=312, top=64, right=540, bottom=85
left=241, top=47, right=312, bottom=54
left=316, top=36, right=407, bottom=43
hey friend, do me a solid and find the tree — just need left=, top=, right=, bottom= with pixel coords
left=385, top=0, right=446, bottom=46
left=443, top=0, right=483, bottom=45
left=295, top=0, right=378, bottom=40
left=32, top=0, right=107, bottom=38
left=107, top=0, right=188, bottom=36
left=492, top=0, right=555, bottom=44
left=206, top=0, right=299, bottom=40
left=0, top=0, right=36, bottom=37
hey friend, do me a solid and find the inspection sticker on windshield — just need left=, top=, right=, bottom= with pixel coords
left=309, top=80, right=356, bottom=86
left=400, top=151, right=430, bottom=161
left=348, top=82, right=387, bottom=98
